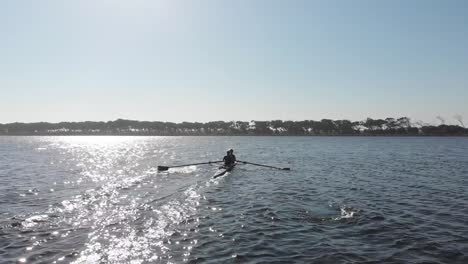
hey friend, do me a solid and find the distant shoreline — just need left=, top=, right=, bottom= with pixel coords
left=1, top=134, right=467, bottom=137
left=1, top=118, right=467, bottom=137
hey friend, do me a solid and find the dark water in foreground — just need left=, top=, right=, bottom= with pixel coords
left=1, top=136, right=467, bottom=264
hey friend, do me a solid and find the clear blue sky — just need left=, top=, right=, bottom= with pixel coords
left=1, top=0, right=467, bottom=124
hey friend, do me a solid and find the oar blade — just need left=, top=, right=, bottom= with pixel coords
left=157, top=166, right=169, bottom=171
left=282, top=167, right=291, bottom=171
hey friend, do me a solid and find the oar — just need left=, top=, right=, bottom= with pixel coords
left=238, top=160, right=290, bottom=170
left=158, top=160, right=223, bottom=171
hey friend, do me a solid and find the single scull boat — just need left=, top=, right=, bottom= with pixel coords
left=213, top=163, right=236, bottom=178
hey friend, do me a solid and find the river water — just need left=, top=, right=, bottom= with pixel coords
left=0, top=136, right=467, bottom=263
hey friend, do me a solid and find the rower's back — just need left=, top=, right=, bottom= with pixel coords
left=223, top=151, right=233, bottom=165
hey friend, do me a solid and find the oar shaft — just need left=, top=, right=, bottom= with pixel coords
left=158, top=160, right=223, bottom=171
left=169, top=160, right=222, bottom=168
left=238, top=160, right=290, bottom=170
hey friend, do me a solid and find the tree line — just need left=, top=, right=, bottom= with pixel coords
left=0, top=117, right=466, bottom=136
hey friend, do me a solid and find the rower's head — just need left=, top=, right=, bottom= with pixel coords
left=229, top=149, right=234, bottom=154
left=226, top=151, right=230, bottom=155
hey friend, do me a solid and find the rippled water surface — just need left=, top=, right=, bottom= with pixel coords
left=1, top=136, right=468, bottom=264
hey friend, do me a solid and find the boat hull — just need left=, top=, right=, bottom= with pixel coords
left=213, top=163, right=236, bottom=178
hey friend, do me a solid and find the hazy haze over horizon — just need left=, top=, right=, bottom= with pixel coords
left=1, top=0, right=467, bottom=125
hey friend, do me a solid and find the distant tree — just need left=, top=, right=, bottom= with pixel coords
left=334, top=120, right=355, bottom=134
left=252, top=121, right=273, bottom=135
left=283, top=120, right=305, bottom=135
left=235, top=121, right=249, bottom=134
left=318, top=119, right=336, bottom=135
left=270, top=120, right=284, bottom=134
left=396, top=117, right=411, bottom=128
left=436, top=116, right=446, bottom=125
left=454, top=115, right=465, bottom=128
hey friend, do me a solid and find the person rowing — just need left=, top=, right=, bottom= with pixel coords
left=223, top=151, right=233, bottom=166
left=222, top=149, right=236, bottom=166
left=214, top=151, right=237, bottom=178
left=229, top=149, right=236, bottom=163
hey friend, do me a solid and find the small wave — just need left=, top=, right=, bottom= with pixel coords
left=9, top=215, right=50, bottom=229
left=144, top=167, right=159, bottom=175
left=332, top=205, right=359, bottom=221
left=168, top=166, right=198, bottom=174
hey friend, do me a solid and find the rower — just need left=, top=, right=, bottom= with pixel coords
left=229, top=149, right=236, bottom=163
left=223, top=151, right=233, bottom=166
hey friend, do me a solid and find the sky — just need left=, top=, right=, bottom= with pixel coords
left=1, top=0, right=467, bottom=125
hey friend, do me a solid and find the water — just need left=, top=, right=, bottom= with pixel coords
left=1, top=136, right=467, bottom=264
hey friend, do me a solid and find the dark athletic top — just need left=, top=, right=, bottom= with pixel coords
left=223, top=155, right=234, bottom=165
